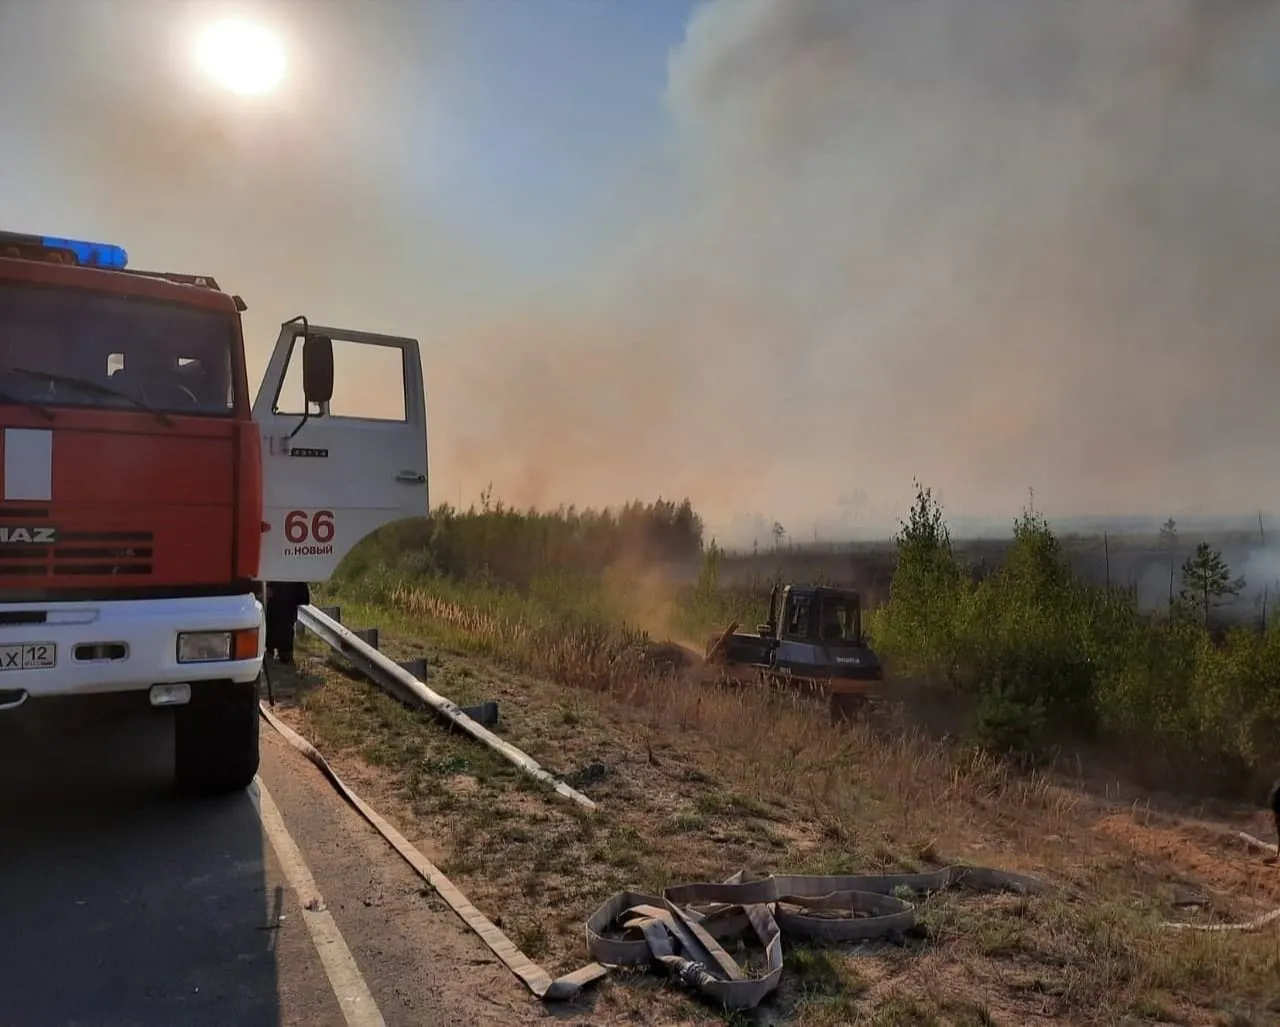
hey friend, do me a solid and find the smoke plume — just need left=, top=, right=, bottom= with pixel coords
left=4, top=0, right=1280, bottom=543
left=452, top=0, right=1280, bottom=541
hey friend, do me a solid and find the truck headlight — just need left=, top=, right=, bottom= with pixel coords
left=177, top=629, right=259, bottom=663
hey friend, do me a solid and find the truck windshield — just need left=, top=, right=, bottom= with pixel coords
left=0, top=282, right=236, bottom=417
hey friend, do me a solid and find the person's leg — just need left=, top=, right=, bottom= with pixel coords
left=1270, top=780, right=1280, bottom=858
left=264, top=615, right=285, bottom=661
left=276, top=606, right=297, bottom=665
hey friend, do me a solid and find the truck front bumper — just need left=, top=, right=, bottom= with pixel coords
left=0, top=594, right=264, bottom=701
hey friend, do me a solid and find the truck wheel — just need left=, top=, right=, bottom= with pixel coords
left=174, top=680, right=261, bottom=796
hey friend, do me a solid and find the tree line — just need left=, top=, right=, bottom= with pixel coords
left=869, top=481, right=1280, bottom=794
left=337, top=487, right=705, bottom=592
left=336, top=484, right=1277, bottom=796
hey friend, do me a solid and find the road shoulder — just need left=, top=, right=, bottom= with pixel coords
left=257, top=725, right=565, bottom=1027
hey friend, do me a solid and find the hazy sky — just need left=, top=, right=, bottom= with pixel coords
left=4, top=0, right=1280, bottom=544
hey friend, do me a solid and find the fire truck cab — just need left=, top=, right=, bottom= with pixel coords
left=0, top=231, right=430, bottom=796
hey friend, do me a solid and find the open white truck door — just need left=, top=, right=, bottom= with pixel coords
left=251, top=318, right=429, bottom=583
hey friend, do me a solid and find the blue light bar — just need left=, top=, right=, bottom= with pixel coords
left=40, top=235, right=129, bottom=270
left=0, top=230, right=128, bottom=270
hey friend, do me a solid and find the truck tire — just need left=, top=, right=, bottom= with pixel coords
left=174, top=680, right=261, bottom=796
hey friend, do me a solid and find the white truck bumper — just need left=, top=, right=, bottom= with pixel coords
left=0, top=593, right=264, bottom=700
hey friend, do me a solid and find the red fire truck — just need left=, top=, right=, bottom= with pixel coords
left=0, top=231, right=429, bottom=795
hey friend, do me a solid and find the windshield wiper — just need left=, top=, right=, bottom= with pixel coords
left=0, top=385, right=56, bottom=422
left=10, top=369, right=174, bottom=427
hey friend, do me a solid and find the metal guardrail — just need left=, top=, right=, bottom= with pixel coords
left=295, top=604, right=597, bottom=811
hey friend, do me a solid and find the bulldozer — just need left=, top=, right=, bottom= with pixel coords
left=701, top=583, right=886, bottom=722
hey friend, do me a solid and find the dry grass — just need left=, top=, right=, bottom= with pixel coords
left=266, top=602, right=1280, bottom=1027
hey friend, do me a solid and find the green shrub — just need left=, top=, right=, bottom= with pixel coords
left=869, top=480, right=973, bottom=685
left=868, top=481, right=1280, bottom=783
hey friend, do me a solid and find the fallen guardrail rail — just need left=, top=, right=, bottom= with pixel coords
left=308, top=609, right=500, bottom=726
left=258, top=704, right=607, bottom=999
left=295, top=604, right=597, bottom=811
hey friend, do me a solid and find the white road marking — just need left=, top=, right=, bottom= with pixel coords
left=3, top=428, right=53, bottom=502
left=253, top=776, right=387, bottom=1027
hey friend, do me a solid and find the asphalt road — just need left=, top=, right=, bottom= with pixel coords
left=0, top=693, right=559, bottom=1027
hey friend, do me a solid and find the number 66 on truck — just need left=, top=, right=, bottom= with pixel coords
left=0, top=231, right=429, bottom=795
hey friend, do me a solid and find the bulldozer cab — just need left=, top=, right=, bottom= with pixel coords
left=768, top=585, right=864, bottom=646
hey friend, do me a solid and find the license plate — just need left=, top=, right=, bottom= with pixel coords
left=0, top=642, right=56, bottom=671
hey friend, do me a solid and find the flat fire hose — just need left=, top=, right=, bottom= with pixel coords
left=258, top=703, right=1055, bottom=1011
left=258, top=703, right=607, bottom=1000
left=582, top=866, right=1047, bottom=1010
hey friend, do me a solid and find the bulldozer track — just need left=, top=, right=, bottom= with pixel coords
left=694, top=659, right=894, bottom=727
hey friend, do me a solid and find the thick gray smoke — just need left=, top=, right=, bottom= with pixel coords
left=450, top=0, right=1280, bottom=541
left=4, top=0, right=1280, bottom=544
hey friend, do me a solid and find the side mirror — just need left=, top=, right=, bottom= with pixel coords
left=757, top=623, right=772, bottom=635
left=302, top=333, right=334, bottom=406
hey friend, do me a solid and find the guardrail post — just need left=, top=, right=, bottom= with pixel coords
left=460, top=701, right=500, bottom=727
left=352, top=627, right=380, bottom=650
left=397, top=657, right=429, bottom=679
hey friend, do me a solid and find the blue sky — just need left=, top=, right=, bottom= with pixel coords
left=417, top=0, right=695, bottom=270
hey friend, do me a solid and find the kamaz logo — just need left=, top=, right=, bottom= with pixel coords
left=0, top=526, right=57, bottom=545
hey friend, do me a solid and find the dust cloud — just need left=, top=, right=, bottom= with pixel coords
left=4, top=0, right=1280, bottom=545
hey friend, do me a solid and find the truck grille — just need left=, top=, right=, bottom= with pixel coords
left=0, top=510, right=154, bottom=577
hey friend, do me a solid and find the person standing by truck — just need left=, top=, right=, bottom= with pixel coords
left=264, top=580, right=311, bottom=665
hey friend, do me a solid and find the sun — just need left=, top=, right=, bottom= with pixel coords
left=194, top=18, right=286, bottom=97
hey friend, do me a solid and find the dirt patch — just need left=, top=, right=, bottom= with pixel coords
left=1094, top=812, right=1280, bottom=913
left=444, top=772, right=481, bottom=795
